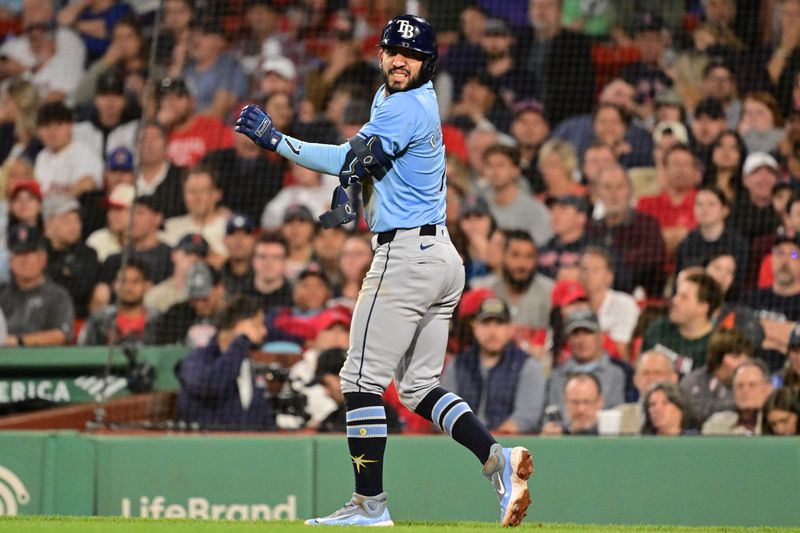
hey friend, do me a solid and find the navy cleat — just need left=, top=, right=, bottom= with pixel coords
left=305, top=492, right=394, bottom=527
left=482, top=444, right=533, bottom=527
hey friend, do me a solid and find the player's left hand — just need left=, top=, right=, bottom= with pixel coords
left=234, top=104, right=283, bottom=151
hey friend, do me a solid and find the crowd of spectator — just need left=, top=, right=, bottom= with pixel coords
left=0, top=0, right=798, bottom=437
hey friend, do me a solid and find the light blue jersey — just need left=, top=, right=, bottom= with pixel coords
left=275, top=81, right=446, bottom=233
left=357, top=81, right=446, bottom=232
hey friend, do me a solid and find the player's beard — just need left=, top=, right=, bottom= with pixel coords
left=382, top=67, right=425, bottom=94
left=502, top=266, right=535, bottom=293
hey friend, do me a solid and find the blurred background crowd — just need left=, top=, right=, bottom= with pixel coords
left=0, top=0, right=798, bottom=437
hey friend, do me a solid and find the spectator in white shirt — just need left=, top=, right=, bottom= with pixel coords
left=34, top=101, right=103, bottom=197
left=0, top=0, right=86, bottom=101
left=578, top=246, right=640, bottom=361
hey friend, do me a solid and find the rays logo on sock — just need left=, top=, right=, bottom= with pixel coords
left=351, top=454, right=378, bottom=473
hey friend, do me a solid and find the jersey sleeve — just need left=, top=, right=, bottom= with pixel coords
left=357, top=93, right=418, bottom=157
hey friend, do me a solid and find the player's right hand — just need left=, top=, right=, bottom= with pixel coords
left=234, top=104, right=283, bottom=151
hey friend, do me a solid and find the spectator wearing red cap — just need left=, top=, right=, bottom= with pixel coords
left=145, top=233, right=210, bottom=313
left=43, top=193, right=99, bottom=319
left=8, top=179, right=43, bottom=234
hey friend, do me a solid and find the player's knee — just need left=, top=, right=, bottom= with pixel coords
left=397, top=383, right=438, bottom=411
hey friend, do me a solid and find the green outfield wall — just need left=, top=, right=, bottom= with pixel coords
left=0, top=432, right=798, bottom=527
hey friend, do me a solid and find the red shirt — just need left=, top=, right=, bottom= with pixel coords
left=636, top=189, right=697, bottom=230
left=168, top=115, right=234, bottom=167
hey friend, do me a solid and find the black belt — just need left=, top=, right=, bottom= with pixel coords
left=377, top=224, right=437, bottom=246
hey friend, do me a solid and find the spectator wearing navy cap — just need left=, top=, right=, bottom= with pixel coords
left=162, top=165, right=230, bottom=263
left=221, top=214, right=256, bottom=296
left=538, top=195, right=595, bottom=279
left=145, top=233, right=210, bottom=313
left=620, top=12, right=674, bottom=114
left=73, top=68, right=140, bottom=159
left=79, top=145, right=137, bottom=238
left=1, top=224, right=74, bottom=346
left=155, top=262, right=225, bottom=347
left=43, top=193, right=99, bottom=319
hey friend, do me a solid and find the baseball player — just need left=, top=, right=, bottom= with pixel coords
left=235, top=15, right=532, bottom=527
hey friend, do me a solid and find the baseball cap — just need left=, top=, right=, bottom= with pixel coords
left=157, top=77, right=192, bottom=99
left=175, top=233, right=210, bottom=257
left=773, top=234, right=800, bottom=249
left=95, top=69, right=125, bottom=95
left=309, top=348, right=348, bottom=385
left=456, top=288, right=495, bottom=319
left=513, top=99, right=546, bottom=119
left=226, top=214, right=256, bottom=235
left=743, top=152, right=779, bottom=176
left=312, top=306, right=352, bottom=333
left=475, top=297, right=511, bottom=323
left=297, top=263, right=330, bottom=287
left=186, top=262, right=218, bottom=299
left=9, top=179, right=42, bottom=201
left=42, top=193, right=80, bottom=220
left=694, top=97, right=725, bottom=120
left=134, top=194, right=163, bottom=214
left=261, top=56, right=297, bottom=81
left=283, top=204, right=315, bottom=223
left=8, top=223, right=44, bottom=254
left=460, top=195, right=491, bottom=218
left=108, top=183, right=135, bottom=209
left=652, top=121, right=689, bottom=145
left=633, top=11, right=665, bottom=34
left=106, top=146, right=134, bottom=172
left=551, top=279, right=588, bottom=308
left=484, top=17, right=512, bottom=36
left=546, top=195, right=590, bottom=214
left=564, top=309, right=601, bottom=335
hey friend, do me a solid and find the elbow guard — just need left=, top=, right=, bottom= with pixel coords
left=339, top=134, right=392, bottom=187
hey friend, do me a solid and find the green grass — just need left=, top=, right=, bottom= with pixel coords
left=1, top=516, right=799, bottom=532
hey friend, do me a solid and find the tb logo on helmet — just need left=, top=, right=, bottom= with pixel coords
left=397, top=20, right=415, bottom=39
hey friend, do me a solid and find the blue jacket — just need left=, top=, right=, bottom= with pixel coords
left=453, top=343, right=529, bottom=430
left=177, top=335, right=275, bottom=430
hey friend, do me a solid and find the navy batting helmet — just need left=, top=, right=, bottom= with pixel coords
left=379, top=15, right=438, bottom=83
